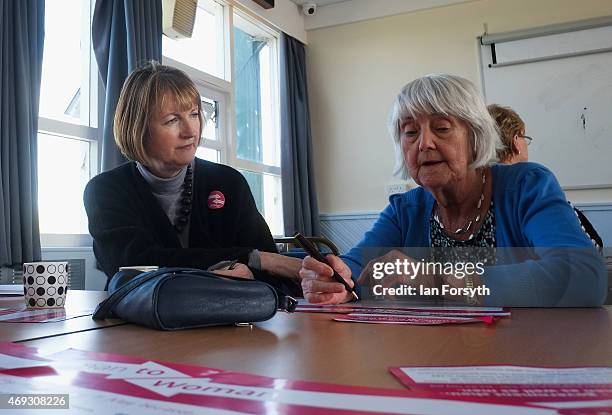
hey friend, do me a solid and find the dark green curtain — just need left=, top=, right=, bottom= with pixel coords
left=0, top=0, right=44, bottom=266
left=92, top=0, right=162, bottom=171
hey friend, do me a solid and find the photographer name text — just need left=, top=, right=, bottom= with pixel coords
left=372, top=284, right=490, bottom=297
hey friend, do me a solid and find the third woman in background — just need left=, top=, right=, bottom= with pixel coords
left=488, top=103, right=603, bottom=251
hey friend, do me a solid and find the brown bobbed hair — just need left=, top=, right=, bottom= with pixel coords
left=487, top=104, right=525, bottom=163
left=113, top=61, right=203, bottom=164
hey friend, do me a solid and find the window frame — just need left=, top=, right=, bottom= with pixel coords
left=164, top=1, right=284, bottom=235
left=38, top=0, right=98, bottom=248
left=230, top=9, right=282, bottom=178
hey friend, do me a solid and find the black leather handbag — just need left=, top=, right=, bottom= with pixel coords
left=92, top=267, right=297, bottom=330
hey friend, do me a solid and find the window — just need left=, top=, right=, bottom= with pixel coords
left=38, top=0, right=285, bottom=245
left=195, top=91, right=226, bottom=163
left=162, top=0, right=226, bottom=80
left=39, top=0, right=96, bottom=125
left=163, top=2, right=284, bottom=236
left=37, top=131, right=91, bottom=235
left=196, top=96, right=221, bottom=162
left=232, top=12, right=283, bottom=235
left=38, top=0, right=98, bottom=245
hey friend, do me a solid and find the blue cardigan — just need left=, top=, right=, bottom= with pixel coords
left=342, top=163, right=607, bottom=306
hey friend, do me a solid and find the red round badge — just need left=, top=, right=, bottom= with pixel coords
left=207, top=191, right=225, bottom=209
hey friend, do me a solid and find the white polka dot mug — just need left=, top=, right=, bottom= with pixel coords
left=23, top=261, right=69, bottom=309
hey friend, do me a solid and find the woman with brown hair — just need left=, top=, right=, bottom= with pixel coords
left=84, top=62, right=301, bottom=293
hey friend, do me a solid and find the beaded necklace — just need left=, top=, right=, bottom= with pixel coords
left=433, top=169, right=486, bottom=241
left=173, top=164, right=193, bottom=233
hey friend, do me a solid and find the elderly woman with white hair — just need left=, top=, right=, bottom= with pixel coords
left=300, top=74, right=606, bottom=307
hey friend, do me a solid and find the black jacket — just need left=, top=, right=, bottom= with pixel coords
left=84, top=158, right=278, bottom=280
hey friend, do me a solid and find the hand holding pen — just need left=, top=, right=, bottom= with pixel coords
left=294, top=233, right=359, bottom=304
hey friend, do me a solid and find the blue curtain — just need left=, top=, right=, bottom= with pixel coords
left=0, top=0, right=44, bottom=266
left=279, top=33, right=320, bottom=236
left=92, top=0, right=162, bottom=172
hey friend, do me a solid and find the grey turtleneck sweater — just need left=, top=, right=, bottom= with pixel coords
left=136, top=162, right=192, bottom=247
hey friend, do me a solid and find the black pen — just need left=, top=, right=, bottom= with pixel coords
left=293, top=233, right=359, bottom=301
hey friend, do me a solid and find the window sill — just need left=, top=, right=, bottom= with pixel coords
left=40, top=234, right=93, bottom=249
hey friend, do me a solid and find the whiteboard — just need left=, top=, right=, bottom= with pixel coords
left=480, top=45, right=612, bottom=188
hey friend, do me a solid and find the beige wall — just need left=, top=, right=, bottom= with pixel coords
left=306, top=0, right=612, bottom=214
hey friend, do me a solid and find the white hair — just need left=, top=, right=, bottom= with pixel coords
left=388, top=74, right=503, bottom=179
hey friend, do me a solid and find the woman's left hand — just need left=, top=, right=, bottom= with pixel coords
left=213, top=263, right=254, bottom=279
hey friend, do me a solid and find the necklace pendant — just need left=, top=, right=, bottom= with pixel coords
left=453, top=220, right=473, bottom=235
left=464, top=220, right=473, bottom=232
left=435, top=214, right=445, bottom=229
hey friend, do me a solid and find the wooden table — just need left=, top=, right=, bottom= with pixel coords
left=0, top=290, right=124, bottom=342
left=19, top=293, right=612, bottom=389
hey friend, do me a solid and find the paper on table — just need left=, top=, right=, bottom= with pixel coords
left=296, top=300, right=511, bottom=321
left=334, top=313, right=496, bottom=325
left=390, top=365, right=612, bottom=413
left=0, top=343, right=557, bottom=415
left=333, top=308, right=510, bottom=317
left=295, top=298, right=509, bottom=316
left=393, top=366, right=612, bottom=385
left=0, top=342, right=52, bottom=369
left=0, top=307, right=93, bottom=323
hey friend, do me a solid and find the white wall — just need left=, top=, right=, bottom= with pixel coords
left=303, top=0, right=470, bottom=31
left=305, top=0, right=612, bottom=214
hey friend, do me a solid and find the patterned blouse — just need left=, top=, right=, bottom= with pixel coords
left=429, top=202, right=497, bottom=265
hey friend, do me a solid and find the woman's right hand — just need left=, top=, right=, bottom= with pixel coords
left=299, top=255, right=354, bottom=304
left=213, top=263, right=254, bottom=280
